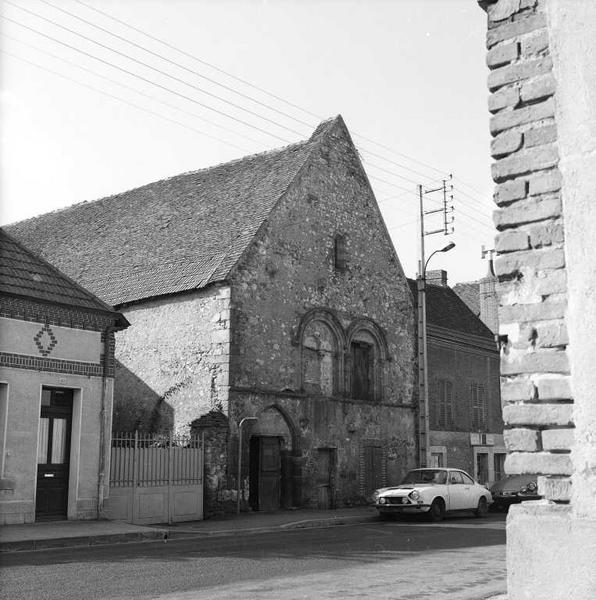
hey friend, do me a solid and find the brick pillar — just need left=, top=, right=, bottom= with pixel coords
left=480, top=0, right=596, bottom=598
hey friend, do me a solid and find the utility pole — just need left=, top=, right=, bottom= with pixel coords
left=416, top=175, right=454, bottom=468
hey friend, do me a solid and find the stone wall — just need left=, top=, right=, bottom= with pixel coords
left=483, top=0, right=572, bottom=501
left=113, top=286, right=231, bottom=433
left=480, top=0, right=596, bottom=597
left=224, top=117, right=417, bottom=509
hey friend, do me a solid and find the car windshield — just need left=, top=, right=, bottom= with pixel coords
left=401, top=470, right=447, bottom=485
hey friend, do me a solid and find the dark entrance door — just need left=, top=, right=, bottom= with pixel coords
left=363, top=445, right=384, bottom=498
left=316, top=448, right=336, bottom=509
left=36, top=388, right=73, bottom=521
left=249, top=436, right=281, bottom=511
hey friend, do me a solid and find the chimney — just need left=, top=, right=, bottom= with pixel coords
left=426, top=269, right=448, bottom=286
left=479, top=257, right=498, bottom=334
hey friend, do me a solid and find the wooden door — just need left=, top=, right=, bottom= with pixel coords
left=363, top=445, right=384, bottom=498
left=36, top=388, right=73, bottom=520
left=257, top=437, right=281, bottom=512
left=316, top=448, right=336, bottom=509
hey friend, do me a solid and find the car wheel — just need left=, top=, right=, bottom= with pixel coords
left=475, top=496, right=488, bottom=518
left=428, top=498, right=445, bottom=522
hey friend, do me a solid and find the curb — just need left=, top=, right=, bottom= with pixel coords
left=0, top=514, right=376, bottom=553
left=0, top=528, right=167, bottom=553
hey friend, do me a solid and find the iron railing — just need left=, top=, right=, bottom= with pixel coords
left=110, top=431, right=203, bottom=488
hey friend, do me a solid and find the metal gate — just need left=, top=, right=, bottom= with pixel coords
left=104, top=431, right=204, bottom=524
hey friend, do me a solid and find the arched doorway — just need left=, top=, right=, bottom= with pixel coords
left=248, top=405, right=296, bottom=511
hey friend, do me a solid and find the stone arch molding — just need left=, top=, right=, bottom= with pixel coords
left=252, top=403, right=299, bottom=451
left=296, top=308, right=388, bottom=400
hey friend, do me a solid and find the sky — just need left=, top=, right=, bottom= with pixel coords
left=0, top=0, right=496, bottom=284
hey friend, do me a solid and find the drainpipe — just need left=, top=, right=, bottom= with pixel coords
left=236, top=417, right=257, bottom=515
left=97, top=325, right=116, bottom=519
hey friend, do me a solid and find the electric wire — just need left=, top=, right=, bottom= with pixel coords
left=1, top=49, right=250, bottom=153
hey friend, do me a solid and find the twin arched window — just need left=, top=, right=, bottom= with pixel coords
left=297, top=310, right=387, bottom=400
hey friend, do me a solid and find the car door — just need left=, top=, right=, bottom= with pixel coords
left=447, top=470, right=467, bottom=510
left=460, top=471, right=480, bottom=508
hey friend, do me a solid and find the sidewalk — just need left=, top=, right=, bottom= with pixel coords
left=0, top=506, right=378, bottom=553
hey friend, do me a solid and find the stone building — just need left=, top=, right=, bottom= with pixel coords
left=479, top=0, right=596, bottom=597
left=0, top=230, right=128, bottom=524
left=410, top=271, right=503, bottom=485
left=7, top=116, right=417, bottom=514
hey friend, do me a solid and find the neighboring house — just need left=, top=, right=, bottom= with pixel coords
left=409, top=269, right=504, bottom=486
left=7, top=116, right=418, bottom=514
left=0, top=230, right=128, bottom=524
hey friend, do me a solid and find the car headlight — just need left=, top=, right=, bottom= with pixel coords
left=527, top=481, right=537, bottom=492
left=379, top=497, right=386, bottom=504
left=409, top=490, right=420, bottom=501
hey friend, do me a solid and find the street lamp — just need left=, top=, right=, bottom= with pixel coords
left=236, top=416, right=258, bottom=515
left=417, top=241, right=455, bottom=468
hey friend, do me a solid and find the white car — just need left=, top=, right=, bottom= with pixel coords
left=372, top=467, right=492, bottom=521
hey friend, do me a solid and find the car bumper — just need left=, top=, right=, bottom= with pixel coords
left=491, top=493, right=541, bottom=506
left=375, top=503, right=431, bottom=513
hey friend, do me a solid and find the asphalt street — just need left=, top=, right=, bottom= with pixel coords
left=0, top=514, right=506, bottom=600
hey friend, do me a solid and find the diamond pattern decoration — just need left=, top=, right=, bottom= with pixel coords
left=33, top=323, right=58, bottom=357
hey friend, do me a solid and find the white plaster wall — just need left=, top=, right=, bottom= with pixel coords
left=0, top=367, right=107, bottom=524
left=114, top=286, right=231, bottom=433
left=547, top=0, right=596, bottom=518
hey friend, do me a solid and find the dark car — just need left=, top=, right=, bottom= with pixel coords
left=489, top=474, right=541, bottom=511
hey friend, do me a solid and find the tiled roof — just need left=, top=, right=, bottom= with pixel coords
left=0, top=229, right=126, bottom=323
left=452, top=281, right=481, bottom=317
left=6, top=118, right=341, bottom=306
left=408, top=279, right=492, bottom=338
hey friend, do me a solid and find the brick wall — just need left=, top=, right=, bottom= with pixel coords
left=483, top=0, right=572, bottom=501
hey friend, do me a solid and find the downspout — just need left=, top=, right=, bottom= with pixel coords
left=97, top=325, right=116, bottom=519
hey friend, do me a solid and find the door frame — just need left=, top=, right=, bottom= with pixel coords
left=34, top=385, right=83, bottom=521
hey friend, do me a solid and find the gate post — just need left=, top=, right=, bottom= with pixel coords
left=131, top=430, right=139, bottom=523
left=167, top=431, right=174, bottom=524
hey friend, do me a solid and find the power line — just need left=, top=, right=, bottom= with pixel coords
left=2, top=31, right=264, bottom=148
left=72, top=0, right=452, bottom=181
left=5, top=1, right=303, bottom=140
left=2, top=13, right=294, bottom=144
left=39, top=0, right=316, bottom=132
left=1, top=49, right=250, bottom=152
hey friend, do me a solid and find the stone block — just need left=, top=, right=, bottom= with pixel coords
left=534, top=322, right=569, bottom=348
left=505, top=451, right=572, bottom=475
left=521, top=29, right=549, bottom=56
left=494, top=195, right=561, bottom=229
left=501, top=379, right=537, bottom=402
left=489, top=86, right=520, bottom=113
left=499, top=302, right=567, bottom=324
left=487, top=41, right=520, bottom=68
left=487, top=13, right=547, bottom=47
left=524, top=124, right=557, bottom=149
left=490, top=97, right=554, bottom=134
left=527, top=267, right=567, bottom=295
left=542, top=428, right=574, bottom=451
left=535, top=376, right=572, bottom=400
left=488, top=57, right=553, bottom=91
left=528, top=169, right=561, bottom=195
left=503, top=403, right=573, bottom=427
left=494, top=178, right=527, bottom=205
left=504, top=427, right=540, bottom=451
left=495, top=247, right=565, bottom=276
left=501, top=349, right=569, bottom=375
left=491, top=144, right=558, bottom=182
left=491, top=130, right=524, bottom=157
left=487, top=0, right=521, bottom=22
left=538, top=476, right=571, bottom=501
left=530, top=222, right=564, bottom=250
left=495, top=230, right=529, bottom=252
left=521, top=74, right=556, bottom=102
